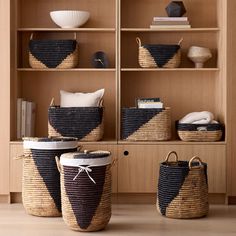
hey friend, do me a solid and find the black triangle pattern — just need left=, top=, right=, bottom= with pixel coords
left=64, top=165, right=106, bottom=229
left=29, top=40, right=77, bottom=68
left=143, top=44, right=180, bottom=68
left=122, top=108, right=163, bottom=139
left=48, top=107, right=103, bottom=140
left=31, top=148, right=77, bottom=212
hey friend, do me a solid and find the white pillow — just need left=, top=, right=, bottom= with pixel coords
left=60, top=89, right=105, bottom=107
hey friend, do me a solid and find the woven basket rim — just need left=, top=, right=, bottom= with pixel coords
left=122, top=107, right=170, bottom=110
left=160, top=161, right=207, bottom=169
left=23, top=137, right=78, bottom=142
left=49, top=105, right=104, bottom=109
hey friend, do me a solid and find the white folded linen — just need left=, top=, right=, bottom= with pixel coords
left=179, top=111, right=214, bottom=124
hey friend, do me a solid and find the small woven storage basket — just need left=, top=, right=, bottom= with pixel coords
left=22, top=137, right=78, bottom=217
left=136, top=37, right=182, bottom=68
left=57, top=150, right=112, bottom=231
left=122, top=107, right=171, bottom=141
left=29, top=33, right=79, bottom=69
left=48, top=100, right=104, bottom=141
left=177, top=122, right=223, bottom=142
left=157, top=151, right=209, bottom=219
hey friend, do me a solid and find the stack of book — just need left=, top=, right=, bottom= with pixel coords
left=17, top=98, right=36, bottom=139
left=150, top=17, right=191, bottom=29
left=137, top=98, right=163, bottom=109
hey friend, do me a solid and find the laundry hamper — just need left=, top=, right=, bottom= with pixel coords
left=177, top=122, right=223, bottom=142
left=29, top=33, right=79, bottom=69
left=136, top=37, right=182, bottom=68
left=122, top=107, right=171, bottom=141
left=157, top=151, right=209, bottom=219
left=22, top=137, right=78, bottom=217
left=48, top=102, right=104, bottom=141
left=57, top=150, right=112, bottom=231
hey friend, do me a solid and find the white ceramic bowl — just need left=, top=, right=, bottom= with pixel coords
left=50, top=10, right=90, bottom=28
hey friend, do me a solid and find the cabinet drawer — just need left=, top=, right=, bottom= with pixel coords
left=118, top=144, right=226, bottom=194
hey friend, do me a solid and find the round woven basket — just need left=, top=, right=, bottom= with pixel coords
left=22, top=137, right=78, bottom=217
left=58, top=150, right=112, bottom=231
left=177, top=122, right=223, bottom=142
left=122, top=107, right=171, bottom=141
left=29, top=33, right=79, bottom=69
left=157, top=151, right=209, bottom=219
left=48, top=105, right=104, bottom=141
left=136, top=37, right=182, bottom=68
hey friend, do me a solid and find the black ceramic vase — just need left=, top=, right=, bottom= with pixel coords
left=92, top=51, right=109, bottom=68
left=166, top=1, right=186, bottom=17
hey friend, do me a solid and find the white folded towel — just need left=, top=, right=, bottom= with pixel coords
left=179, top=111, right=214, bottom=124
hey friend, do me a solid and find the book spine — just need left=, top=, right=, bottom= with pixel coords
left=31, top=102, right=36, bottom=137
left=26, top=102, right=31, bottom=137
left=150, top=25, right=191, bottom=29
left=152, top=21, right=190, bottom=25
left=21, top=101, right=27, bottom=138
left=16, top=98, right=23, bottom=139
left=153, top=17, right=188, bottom=21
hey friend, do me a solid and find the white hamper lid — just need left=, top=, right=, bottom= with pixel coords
left=60, top=150, right=112, bottom=167
left=23, top=137, right=78, bottom=150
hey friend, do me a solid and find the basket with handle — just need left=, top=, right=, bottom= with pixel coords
left=157, top=151, right=209, bottom=219
left=136, top=37, right=182, bottom=68
left=56, top=150, right=113, bottom=231
left=48, top=98, right=104, bottom=141
left=20, top=137, right=78, bottom=217
left=29, top=33, right=79, bottom=69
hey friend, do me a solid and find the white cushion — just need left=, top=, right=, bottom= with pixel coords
left=60, top=89, right=104, bottom=107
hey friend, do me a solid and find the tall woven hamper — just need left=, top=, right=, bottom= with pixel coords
left=57, top=150, right=112, bottom=231
left=157, top=151, right=209, bottom=219
left=22, top=137, right=78, bottom=217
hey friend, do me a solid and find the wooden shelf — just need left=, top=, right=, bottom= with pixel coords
left=121, top=68, right=220, bottom=72
left=17, top=68, right=116, bottom=72
left=18, top=28, right=116, bottom=32
left=121, top=28, right=220, bottom=32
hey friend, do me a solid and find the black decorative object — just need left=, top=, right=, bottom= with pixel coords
left=166, top=1, right=186, bottom=17
left=92, top=51, right=109, bottom=68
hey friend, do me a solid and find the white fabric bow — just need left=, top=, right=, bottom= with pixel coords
left=73, top=165, right=96, bottom=184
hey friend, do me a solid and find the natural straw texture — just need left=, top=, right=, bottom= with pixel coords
left=136, top=37, right=181, bottom=68
left=29, top=34, right=79, bottom=69
left=22, top=137, right=77, bottom=217
left=177, top=123, right=223, bottom=142
left=48, top=106, right=104, bottom=141
left=157, top=151, right=209, bottom=219
left=122, top=107, right=171, bottom=141
left=58, top=152, right=112, bottom=231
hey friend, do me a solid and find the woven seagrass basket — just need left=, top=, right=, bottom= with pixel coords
left=29, top=33, right=79, bottom=69
left=122, top=107, right=171, bottom=141
left=177, top=122, right=223, bottom=142
left=57, top=150, right=112, bottom=231
left=48, top=100, right=104, bottom=141
left=136, top=37, right=182, bottom=68
left=157, top=151, right=209, bottom=219
left=21, top=137, right=78, bottom=217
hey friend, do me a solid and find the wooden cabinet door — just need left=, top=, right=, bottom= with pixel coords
left=118, top=144, right=226, bottom=194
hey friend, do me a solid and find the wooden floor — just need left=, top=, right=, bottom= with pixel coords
left=0, top=204, right=236, bottom=235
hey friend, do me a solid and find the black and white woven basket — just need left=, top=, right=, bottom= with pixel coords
left=57, top=150, right=112, bottom=231
left=29, top=33, right=79, bottom=69
left=22, top=137, right=78, bottom=217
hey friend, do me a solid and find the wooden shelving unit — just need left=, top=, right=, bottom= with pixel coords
left=0, top=0, right=233, bottom=203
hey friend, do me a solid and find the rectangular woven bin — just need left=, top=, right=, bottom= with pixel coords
left=21, top=137, right=78, bottom=217
left=122, top=107, right=171, bottom=141
left=29, top=33, right=79, bottom=69
left=48, top=105, right=104, bottom=141
left=177, top=122, right=223, bottom=142
left=57, top=151, right=112, bottom=232
left=136, top=37, right=182, bottom=68
left=157, top=151, right=209, bottom=219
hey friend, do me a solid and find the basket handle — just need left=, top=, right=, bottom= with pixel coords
left=73, top=32, right=77, bottom=40
left=136, top=37, right=142, bottom=47
left=99, top=99, right=104, bottom=107
left=50, top=98, right=55, bottom=107
left=189, top=156, right=204, bottom=170
left=55, top=156, right=62, bottom=173
left=178, top=38, right=184, bottom=45
left=14, top=154, right=32, bottom=160
left=30, top=33, right=34, bottom=40
left=165, top=151, right=178, bottom=163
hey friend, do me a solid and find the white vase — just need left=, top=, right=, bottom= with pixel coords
left=187, top=46, right=212, bottom=68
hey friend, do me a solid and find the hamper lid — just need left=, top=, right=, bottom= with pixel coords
left=60, top=150, right=111, bottom=167
left=23, top=137, right=78, bottom=150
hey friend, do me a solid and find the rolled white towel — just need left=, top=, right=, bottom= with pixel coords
left=179, top=111, right=214, bottom=124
